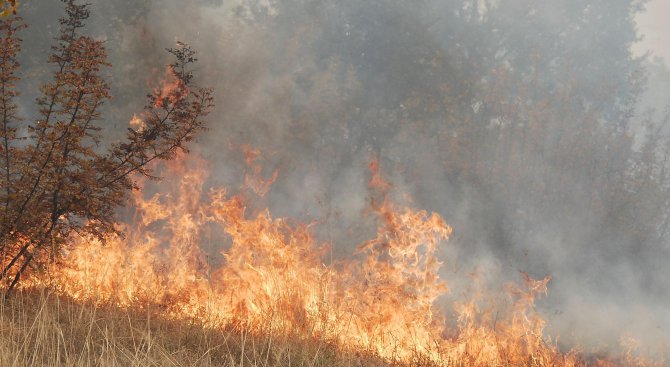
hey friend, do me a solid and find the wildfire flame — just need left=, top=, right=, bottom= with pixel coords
left=22, top=152, right=662, bottom=366
left=242, top=144, right=280, bottom=197
left=129, top=113, right=145, bottom=131
left=153, top=65, right=189, bottom=108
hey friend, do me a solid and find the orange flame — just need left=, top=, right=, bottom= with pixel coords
left=153, top=65, right=189, bottom=108
left=242, top=144, right=279, bottom=197
left=22, top=154, right=663, bottom=366
left=129, top=113, right=145, bottom=131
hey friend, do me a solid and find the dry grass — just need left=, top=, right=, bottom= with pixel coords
left=0, top=289, right=399, bottom=367
left=4, top=290, right=661, bottom=367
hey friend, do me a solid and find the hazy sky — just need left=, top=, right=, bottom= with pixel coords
left=635, top=0, right=670, bottom=62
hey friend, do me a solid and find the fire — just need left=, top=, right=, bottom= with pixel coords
left=129, top=113, right=145, bottom=131
left=153, top=65, right=189, bottom=108
left=242, top=144, right=279, bottom=197
left=24, top=153, right=661, bottom=366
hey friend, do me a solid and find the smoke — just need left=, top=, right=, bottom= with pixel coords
left=17, top=0, right=670, bottom=356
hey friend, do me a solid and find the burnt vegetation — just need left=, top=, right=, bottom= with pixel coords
left=0, top=0, right=213, bottom=294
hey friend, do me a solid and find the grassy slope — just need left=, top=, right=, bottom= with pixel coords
left=2, top=290, right=661, bottom=367
left=0, top=290, right=399, bottom=367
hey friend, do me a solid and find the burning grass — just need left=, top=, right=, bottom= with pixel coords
left=6, top=154, right=665, bottom=367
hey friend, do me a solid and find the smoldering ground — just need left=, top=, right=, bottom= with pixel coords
left=16, top=0, right=670, bottom=356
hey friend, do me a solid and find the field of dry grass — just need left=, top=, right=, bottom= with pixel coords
left=2, top=289, right=666, bottom=367
left=0, top=289, right=401, bottom=367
